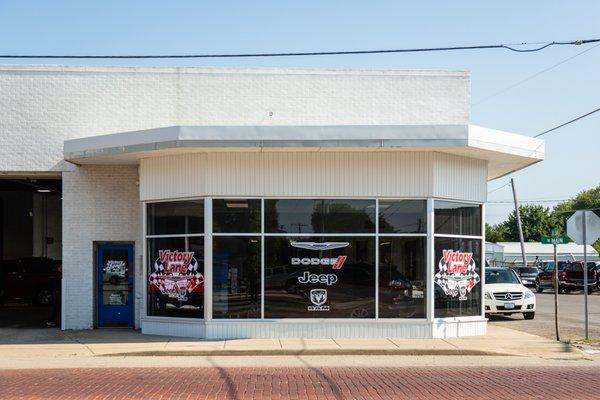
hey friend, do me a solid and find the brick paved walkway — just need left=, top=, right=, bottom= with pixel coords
left=1, top=366, right=599, bottom=399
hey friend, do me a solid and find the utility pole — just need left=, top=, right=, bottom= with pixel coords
left=510, top=178, right=528, bottom=267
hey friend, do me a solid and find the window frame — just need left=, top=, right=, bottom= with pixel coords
left=143, top=196, right=483, bottom=323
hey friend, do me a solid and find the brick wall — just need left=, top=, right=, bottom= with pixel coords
left=62, top=165, right=140, bottom=329
left=0, top=66, right=469, bottom=172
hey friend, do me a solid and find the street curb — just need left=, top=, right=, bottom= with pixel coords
left=100, top=348, right=515, bottom=357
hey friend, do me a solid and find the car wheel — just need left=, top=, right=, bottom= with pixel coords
left=484, top=313, right=490, bottom=319
left=36, top=289, right=53, bottom=305
left=535, top=280, right=543, bottom=293
left=523, top=312, right=535, bottom=320
left=588, top=286, right=594, bottom=295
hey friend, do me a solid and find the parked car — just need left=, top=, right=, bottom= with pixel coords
left=535, top=261, right=596, bottom=294
left=510, top=266, right=539, bottom=288
left=589, top=262, right=600, bottom=288
left=0, top=257, right=60, bottom=306
left=485, top=267, right=536, bottom=320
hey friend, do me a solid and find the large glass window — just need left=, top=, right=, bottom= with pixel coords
left=379, top=200, right=427, bottom=234
left=264, top=236, right=375, bottom=318
left=213, top=236, right=261, bottom=319
left=433, top=237, right=482, bottom=318
left=147, top=201, right=204, bottom=235
left=265, top=199, right=376, bottom=234
left=213, top=199, right=261, bottom=233
left=212, top=198, right=262, bottom=319
left=147, top=236, right=205, bottom=318
left=379, top=237, right=426, bottom=318
left=434, top=201, right=481, bottom=236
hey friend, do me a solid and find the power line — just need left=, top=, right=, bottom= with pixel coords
left=487, top=199, right=567, bottom=204
left=535, top=106, right=600, bottom=137
left=473, top=42, right=600, bottom=106
left=0, top=38, right=597, bottom=59
left=487, top=182, right=511, bottom=195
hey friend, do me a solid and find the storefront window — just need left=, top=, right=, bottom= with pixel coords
left=378, top=237, right=426, bottom=318
left=213, top=236, right=261, bottom=319
left=213, top=199, right=261, bottom=233
left=265, top=199, right=376, bottom=234
left=433, top=237, right=482, bottom=318
left=379, top=200, right=426, bottom=234
left=147, top=201, right=204, bottom=235
left=434, top=201, right=481, bottom=236
left=264, top=236, right=375, bottom=318
left=147, top=236, right=205, bottom=318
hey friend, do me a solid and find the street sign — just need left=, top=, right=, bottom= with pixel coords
left=566, top=210, right=599, bottom=341
left=541, top=235, right=570, bottom=245
left=567, top=210, right=600, bottom=245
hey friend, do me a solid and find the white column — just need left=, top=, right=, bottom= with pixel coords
left=204, top=197, right=213, bottom=321
left=426, top=198, right=435, bottom=322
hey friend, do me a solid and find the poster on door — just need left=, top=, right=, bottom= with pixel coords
left=434, top=249, right=480, bottom=301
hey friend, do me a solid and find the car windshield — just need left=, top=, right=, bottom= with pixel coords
left=485, top=269, right=520, bottom=284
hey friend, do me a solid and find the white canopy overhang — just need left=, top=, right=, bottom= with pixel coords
left=63, top=124, right=544, bottom=180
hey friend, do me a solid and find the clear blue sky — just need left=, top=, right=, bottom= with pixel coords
left=1, top=1, right=598, bottom=224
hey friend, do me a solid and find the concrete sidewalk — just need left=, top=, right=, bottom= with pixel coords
left=0, top=325, right=585, bottom=362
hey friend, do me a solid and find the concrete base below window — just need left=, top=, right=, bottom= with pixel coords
left=141, top=317, right=487, bottom=339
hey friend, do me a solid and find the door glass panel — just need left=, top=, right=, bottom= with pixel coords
left=101, top=249, right=129, bottom=306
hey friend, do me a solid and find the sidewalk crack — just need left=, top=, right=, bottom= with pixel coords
left=331, top=338, right=342, bottom=348
left=387, top=338, right=400, bottom=348
left=63, top=332, right=96, bottom=356
left=442, top=339, right=459, bottom=349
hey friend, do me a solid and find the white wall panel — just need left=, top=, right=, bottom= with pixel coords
left=432, top=153, right=487, bottom=202
left=140, top=151, right=485, bottom=202
left=140, top=151, right=441, bottom=200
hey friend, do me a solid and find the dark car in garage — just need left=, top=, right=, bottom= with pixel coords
left=0, top=257, right=60, bottom=305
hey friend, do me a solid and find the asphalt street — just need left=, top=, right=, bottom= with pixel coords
left=489, top=290, right=600, bottom=340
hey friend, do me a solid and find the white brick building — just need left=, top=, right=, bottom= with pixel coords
left=0, top=65, right=544, bottom=339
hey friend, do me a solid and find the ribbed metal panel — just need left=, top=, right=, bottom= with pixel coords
left=432, top=152, right=487, bottom=202
left=141, top=319, right=486, bottom=339
left=140, top=151, right=457, bottom=200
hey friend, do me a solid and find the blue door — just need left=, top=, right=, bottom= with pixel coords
left=97, top=243, right=134, bottom=327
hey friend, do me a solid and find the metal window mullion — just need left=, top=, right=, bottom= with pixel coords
left=375, top=199, right=379, bottom=320
left=145, top=233, right=205, bottom=239
left=481, top=203, right=486, bottom=319
left=426, top=198, right=435, bottom=322
left=261, top=198, right=265, bottom=320
left=204, top=197, right=213, bottom=321
left=142, top=204, right=148, bottom=319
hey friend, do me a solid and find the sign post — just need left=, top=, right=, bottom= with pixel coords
left=567, top=210, right=600, bottom=341
left=541, top=229, right=568, bottom=341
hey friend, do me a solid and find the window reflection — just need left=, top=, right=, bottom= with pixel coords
left=379, top=237, right=426, bottom=318
left=265, top=199, right=376, bottom=234
left=213, top=236, right=261, bottom=319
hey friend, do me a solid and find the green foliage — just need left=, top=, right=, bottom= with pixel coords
left=504, top=204, right=558, bottom=242
left=485, top=223, right=507, bottom=243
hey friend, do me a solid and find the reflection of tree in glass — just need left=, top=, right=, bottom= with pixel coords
left=311, top=201, right=375, bottom=233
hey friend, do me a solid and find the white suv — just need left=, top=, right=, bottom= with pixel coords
left=484, top=267, right=536, bottom=320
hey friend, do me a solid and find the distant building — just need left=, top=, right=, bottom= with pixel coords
left=486, top=242, right=599, bottom=266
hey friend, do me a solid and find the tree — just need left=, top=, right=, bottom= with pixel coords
left=485, top=223, right=507, bottom=243
left=504, top=204, right=559, bottom=242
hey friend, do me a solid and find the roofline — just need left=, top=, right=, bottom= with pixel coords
left=0, top=64, right=469, bottom=77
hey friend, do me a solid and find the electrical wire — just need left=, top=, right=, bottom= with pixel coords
left=473, top=42, right=600, bottom=106
left=487, top=182, right=511, bottom=195
left=535, top=106, right=600, bottom=137
left=0, top=39, right=597, bottom=59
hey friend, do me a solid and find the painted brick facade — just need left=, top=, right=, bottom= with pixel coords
left=62, top=165, right=140, bottom=329
left=0, top=66, right=469, bottom=172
